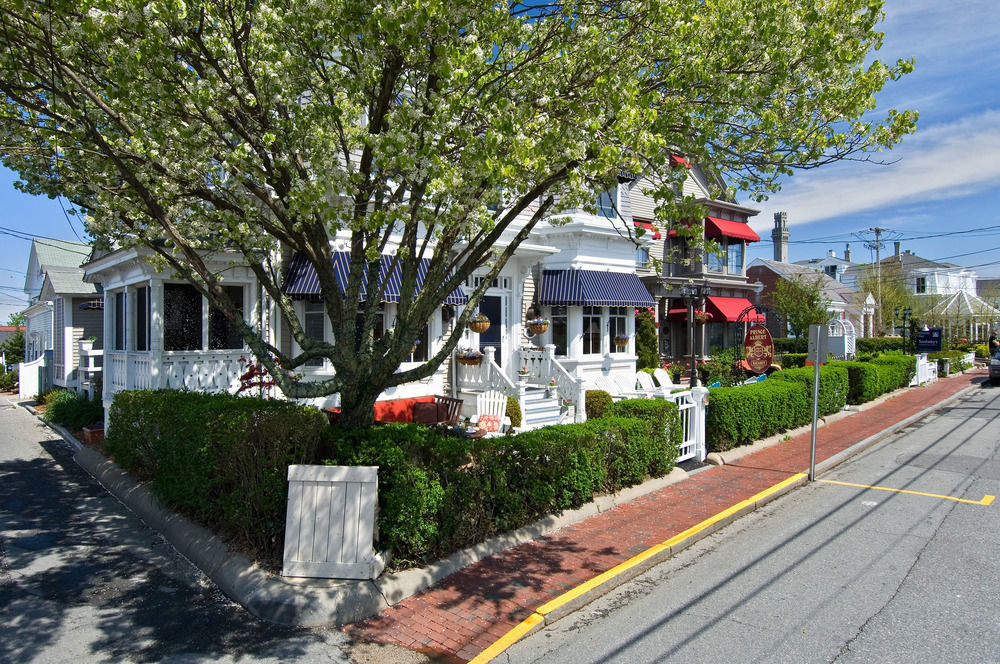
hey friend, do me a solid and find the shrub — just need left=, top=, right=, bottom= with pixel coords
left=0, top=368, right=17, bottom=391
left=105, top=390, right=327, bottom=561
left=636, top=308, right=659, bottom=369
left=505, top=394, right=522, bottom=429
left=43, top=389, right=103, bottom=429
left=585, top=389, right=613, bottom=419
left=604, top=398, right=681, bottom=478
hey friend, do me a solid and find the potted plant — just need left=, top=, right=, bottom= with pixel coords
left=456, top=348, right=484, bottom=366
left=468, top=312, right=490, bottom=334
left=694, top=310, right=713, bottom=324
left=78, top=336, right=97, bottom=353
left=409, top=339, right=420, bottom=356
left=518, top=365, right=531, bottom=377
left=527, top=316, right=549, bottom=334
left=614, top=333, right=630, bottom=349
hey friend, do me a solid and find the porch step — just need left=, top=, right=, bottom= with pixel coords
left=521, top=387, right=564, bottom=430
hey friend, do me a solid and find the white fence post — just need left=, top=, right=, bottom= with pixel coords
left=690, top=385, right=709, bottom=462
left=282, top=465, right=385, bottom=580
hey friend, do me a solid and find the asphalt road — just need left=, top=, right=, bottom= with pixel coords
left=0, top=394, right=428, bottom=664
left=502, top=383, right=1000, bottom=663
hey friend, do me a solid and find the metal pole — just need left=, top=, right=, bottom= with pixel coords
left=809, top=355, right=820, bottom=481
left=688, top=296, right=696, bottom=387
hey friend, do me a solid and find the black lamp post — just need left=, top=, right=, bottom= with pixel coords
left=682, top=281, right=711, bottom=387
left=895, top=307, right=913, bottom=353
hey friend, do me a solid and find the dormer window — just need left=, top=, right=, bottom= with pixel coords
left=596, top=186, right=617, bottom=219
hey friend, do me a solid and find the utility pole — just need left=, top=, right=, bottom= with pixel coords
left=854, top=227, right=900, bottom=334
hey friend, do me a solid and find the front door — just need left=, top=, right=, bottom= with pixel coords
left=478, top=295, right=503, bottom=367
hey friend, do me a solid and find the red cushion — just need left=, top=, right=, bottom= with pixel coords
left=478, top=414, right=502, bottom=433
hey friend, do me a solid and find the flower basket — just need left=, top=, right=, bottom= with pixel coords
left=527, top=318, right=549, bottom=334
left=456, top=349, right=483, bottom=366
left=468, top=314, right=490, bottom=334
left=614, top=334, right=630, bottom=349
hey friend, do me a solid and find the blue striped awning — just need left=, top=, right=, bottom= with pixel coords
left=538, top=269, right=655, bottom=307
left=281, top=252, right=468, bottom=305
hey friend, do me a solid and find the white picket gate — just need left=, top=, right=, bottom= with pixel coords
left=282, top=465, right=385, bottom=580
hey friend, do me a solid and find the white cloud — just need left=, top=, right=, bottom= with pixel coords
left=750, top=109, right=1000, bottom=231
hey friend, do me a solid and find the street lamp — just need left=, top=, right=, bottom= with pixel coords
left=894, top=307, right=913, bottom=353
left=682, top=281, right=711, bottom=387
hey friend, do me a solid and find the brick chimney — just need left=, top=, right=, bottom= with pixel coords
left=772, top=211, right=789, bottom=263
left=844, top=243, right=852, bottom=262
left=894, top=241, right=901, bottom=257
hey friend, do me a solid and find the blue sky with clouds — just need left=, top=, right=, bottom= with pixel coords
left=0, top=0, right=998, bottom=323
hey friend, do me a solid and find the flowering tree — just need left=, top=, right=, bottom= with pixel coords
left=0, top=0, right=915, bottom=427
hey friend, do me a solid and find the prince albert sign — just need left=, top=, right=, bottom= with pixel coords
left=744, top=324, right=775, bottom=374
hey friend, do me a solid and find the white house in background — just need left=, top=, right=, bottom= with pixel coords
left=794, top=245, right=855, bottom=283
left=19, top=239, right=101, bottom=398
left=842, top=242, right=978, bottom=297
left=21, top=239, right=93, bottom=361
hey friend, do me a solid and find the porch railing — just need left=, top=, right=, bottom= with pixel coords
left=106, top=350, right=244, bottom=397
left=518, top=345, right=586, bottom=423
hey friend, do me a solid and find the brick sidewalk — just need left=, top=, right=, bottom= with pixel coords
left=346, top=371, right=986, bottom=662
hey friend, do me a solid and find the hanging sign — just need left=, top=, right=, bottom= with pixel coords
left=743, top=325, right=775, bottom=374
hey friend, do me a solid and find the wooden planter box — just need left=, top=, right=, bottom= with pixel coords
left=82, top=426, right=104, bottom=446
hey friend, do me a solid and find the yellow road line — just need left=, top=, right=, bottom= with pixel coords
left=818, top=479, right=995, bottom=506
left=467, top=472, right=807, bottom=664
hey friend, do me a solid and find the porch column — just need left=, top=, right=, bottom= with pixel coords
left=150, top=280, right=163, bottom=388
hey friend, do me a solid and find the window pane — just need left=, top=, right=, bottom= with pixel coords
left=163, top=284, right=203, bottom=351
left=114, top=291, right=126, bottom=351
left=635, top=247, right=649, bottom=269
left=609, top=306, right=627, bottom=354
left=135, top=286, right=149, bottom=351
left=596, top=188, right=616, bottom=219
left=583, top=306, right=601, bottom=355
left=727, top=242, right=744, bottom=274
left=706, top=247, right=724, bottom=273
left=551, top=306, right=568, bottom=356
left=408, top=325, right=429, bottom=362
left=304, top=300, right=325, bottom=367
left=208, top=285, right=244, bottom=350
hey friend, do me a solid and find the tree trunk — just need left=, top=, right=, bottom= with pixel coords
left=337, top=381, right=381, bottom=429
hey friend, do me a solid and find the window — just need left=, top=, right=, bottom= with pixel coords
left=208, top=285, right=244, bottom=350
left=706, top=246, right=725, bottom=273
left=596, top=187, right=617, bottom=219
left=727, top=242, right=744, bottom=274
left=635, top=247, right=649, bottom=269
left=609, top=307, right=627, bottom=354
left=114, top=291, right=126, bottom=351
left=354, top=304, right=385, bottom=352
left=163, top=284, right=203, bottom=351
left=135, top=286, right=150, bottom=351
left=916, top=277, right=927, bottom=294
left=824, top=265, right=837, bottom=279
left=303, top=300, right=325, bottom=367
left=550, top=306, right=568, bottom=356
left=708, top=322, right=725, bottom=351
left=407, top=325, right=429, bottom=362
left=583, top=306, right=602, bottom=354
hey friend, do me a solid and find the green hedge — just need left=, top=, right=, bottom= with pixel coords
left=870, top=352, right=917, bottom=387
left=706, top=380, right=809, bottom=451
left=769, top=365, right=849, bottom=416
left=828, top=361, right=887, bottom=404
left=0, top=368, right=17, bottom=391
left=780, top=353, right=808, bottom=369
left=774, top=337, right=807, bottom=353
left=857, top=337, right=904, bottom=354
left=326, top=398, right=682, bottom=566
left=105, top=390, right=327, bottom=561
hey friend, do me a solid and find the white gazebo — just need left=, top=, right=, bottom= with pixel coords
left=923, top=291, right=1000, bottom=341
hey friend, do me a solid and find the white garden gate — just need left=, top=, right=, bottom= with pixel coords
left=282, top=465, right=385, bottom=580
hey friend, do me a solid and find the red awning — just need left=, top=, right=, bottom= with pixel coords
left=669, top=155, right=691, bottom=168
left=633, top=220, right=662, bottom=240
left=705, top=296, right=765, bottom=322
left=705, top=217, right=760, bottom=242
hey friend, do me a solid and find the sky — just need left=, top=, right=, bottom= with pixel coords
left=0, top=0, right=998, bottom=324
